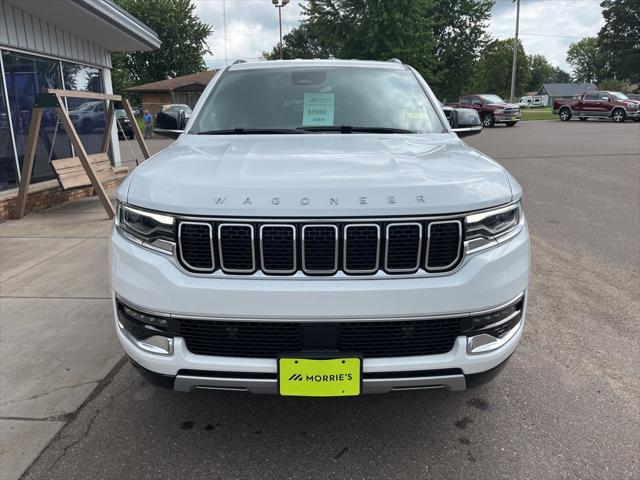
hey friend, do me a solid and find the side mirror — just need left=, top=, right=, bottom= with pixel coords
left=153, top=109, right=186, bottom=139
left=451, top=108, right=482, bottom=138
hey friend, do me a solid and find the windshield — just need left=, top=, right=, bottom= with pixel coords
left=190, top=66, right=444, bottom=134
left=609, top=92, right=629, bottom=100
left=163, top=104, right=192, bottom=113
left=115, top=109, right=126, bottom=117
left=76, top=102, right=99, bottom=111
left=479, top=94, right=505, bottom=104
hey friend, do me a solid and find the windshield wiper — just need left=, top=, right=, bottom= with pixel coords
left=296, top=126, right=416, bottom=134
left=196, top=127, right=305, bottom=135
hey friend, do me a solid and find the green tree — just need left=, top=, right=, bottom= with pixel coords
left=263, top=0, right=495, bottom=101
left=428, top=0, right=494, bottom=102
left=111, top=0, right=212, bottom=95
left=263, top=23, right=329, bottom=60
left=566, top=37, right=609, bottom=82
left=300, top=0, right=439, bottom=82
left=472, top=38, right=530, bottom=99
left=599, top=0, right=640, bottom=82
left=598, top=78, right=627, bottom=91
left=526, top=54, right=554, bottom=92
left=549, top=66, right=572, bottom=83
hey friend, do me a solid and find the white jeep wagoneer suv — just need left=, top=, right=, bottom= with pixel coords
left=111, top=59, right=529, bottom=396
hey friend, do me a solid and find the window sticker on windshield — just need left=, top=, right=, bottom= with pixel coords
left=302, top=93, right=335, bottom=126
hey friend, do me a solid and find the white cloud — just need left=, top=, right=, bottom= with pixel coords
left=489, top=0, right=604, bottom=70
left=193, top=0, right=604, bottom=72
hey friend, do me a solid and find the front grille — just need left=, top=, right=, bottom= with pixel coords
left=179, top=317, right=461, bottom=358
left=117, top=296, right=524, bottom=360
left=178, top=217, right=464, bottom=276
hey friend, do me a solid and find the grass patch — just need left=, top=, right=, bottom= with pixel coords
left=520, top=107, right=557, bottom=121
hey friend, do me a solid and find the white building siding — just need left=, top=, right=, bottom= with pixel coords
left=0, top=0, right=111, bottom=68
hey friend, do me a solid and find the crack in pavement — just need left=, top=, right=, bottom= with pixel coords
left=1, top=381, right=98, bottom=408
left=47, top=375, right=136, bottom=471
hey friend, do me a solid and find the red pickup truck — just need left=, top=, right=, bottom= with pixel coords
left=553, top=91, right=640, bottom=123
left=446, top=94, right=521, bottom=128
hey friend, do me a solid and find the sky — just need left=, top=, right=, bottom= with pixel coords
left=193, top=0, right=605, bottom=74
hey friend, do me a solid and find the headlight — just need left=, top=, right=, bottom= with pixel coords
left=465, top=202, right=522, bottom=253
left=494, top=108, right=504, bottom=114
left=116, top=203, right=175, bottom=253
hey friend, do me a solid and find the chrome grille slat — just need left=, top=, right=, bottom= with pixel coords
left=301, top=225, right=339, bottom=274
left=218, top=224, right=255, bottom=273
left=259, top=224, right=296, bottom=274
left=385, top=222, right=422, bottom=273
left=178, top=222, right=214, bottom=272
left=426, top=220, right=462, bottom=271
left=177, top=217, right=464, bottom=276
left=344, top=224, right=380, bottom=274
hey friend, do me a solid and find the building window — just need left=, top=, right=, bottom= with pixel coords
left=0, top=81, right=17, bottom=190
left=1, top=50, right=71, bottom=185
left=62, top=63, right=105, bottom=155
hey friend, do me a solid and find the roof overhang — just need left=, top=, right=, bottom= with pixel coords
left=6, top=0, right=160, bottom=52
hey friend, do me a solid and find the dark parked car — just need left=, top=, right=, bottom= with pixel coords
left=154, top=104, right=192, bottom=137
left=447, top=94, right=521, bottom=127
left=115, top=109, right=134, bottom=139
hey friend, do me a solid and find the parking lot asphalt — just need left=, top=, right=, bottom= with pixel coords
left=20, top=120, right=640, bottom=480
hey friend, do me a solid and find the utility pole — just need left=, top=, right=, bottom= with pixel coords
left=272, top=0, right=290, bottom=60
left=509, top=0, right=521, bottom=103
left=222, top=0, right=228, bottom=66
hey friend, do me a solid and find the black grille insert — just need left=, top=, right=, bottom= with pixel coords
left=302, top=225, right=338, bottom=273
left=386, top=223, right=421, bottom=272
left=260, top=225, right=296, bottom=273
left=427, top=221, right=462, bottom=270
left=218, top=224, right=255, bottom=272
left=178, top=222, right=214, bottom=271
left=344, top=224, right=379, bottom=273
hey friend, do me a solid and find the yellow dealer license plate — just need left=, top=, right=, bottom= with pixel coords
left=278, top=357, right=361, bottom=397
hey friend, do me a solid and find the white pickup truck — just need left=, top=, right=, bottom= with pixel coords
left=111, top=59, right=529, bottom=396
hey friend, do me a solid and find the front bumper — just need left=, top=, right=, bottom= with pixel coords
left=110, top=223, right=530, bottom=393
left=495, top=114, right=521, bottom=122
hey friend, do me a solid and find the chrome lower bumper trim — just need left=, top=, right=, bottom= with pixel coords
left=173, top=373, right=467, bottom=393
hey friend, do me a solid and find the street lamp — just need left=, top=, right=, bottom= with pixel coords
left=272, top=0, right=290, bottom=60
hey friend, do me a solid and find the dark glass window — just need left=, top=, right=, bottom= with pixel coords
left=584, top=93, right=599, bottom=101
left=2, top=51, right=71, bottom=184
left=191, top=67, right=444, bottom=134
left=62, top=63, right=105, bottom=155
left=0, top=81, right=17, bottom=190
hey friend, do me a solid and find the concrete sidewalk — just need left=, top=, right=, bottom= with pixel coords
left=0, top=138, right=172, bottom=480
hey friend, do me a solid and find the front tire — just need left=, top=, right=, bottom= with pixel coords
left=633, top=117, right=640, bottom=122
left=559, top=107, right=572, bottom=121
left=612, top=108, right=626, bottom=123
left=505, top=121, right=518, bottom=127
left=482, top=113, right=495, bottom=128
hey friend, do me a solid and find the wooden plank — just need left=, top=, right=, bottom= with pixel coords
left=101, top=101, right=115, bottom=153
left=55, top=94, right=115, bottom=219
left=46, top=88, right=121, bottom=102
left=15, top=108, right=44, bottom=219
left=58, top=169, right=113, bottom=190
left=123, top=98, right=150, bottom=159
left=52, top=153, right=110, bottom=170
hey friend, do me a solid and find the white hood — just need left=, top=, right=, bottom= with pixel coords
left=122, top=133, right=515, bottom=217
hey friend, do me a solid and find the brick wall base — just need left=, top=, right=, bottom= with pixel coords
left=0, top=177, right=124, bottom=221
